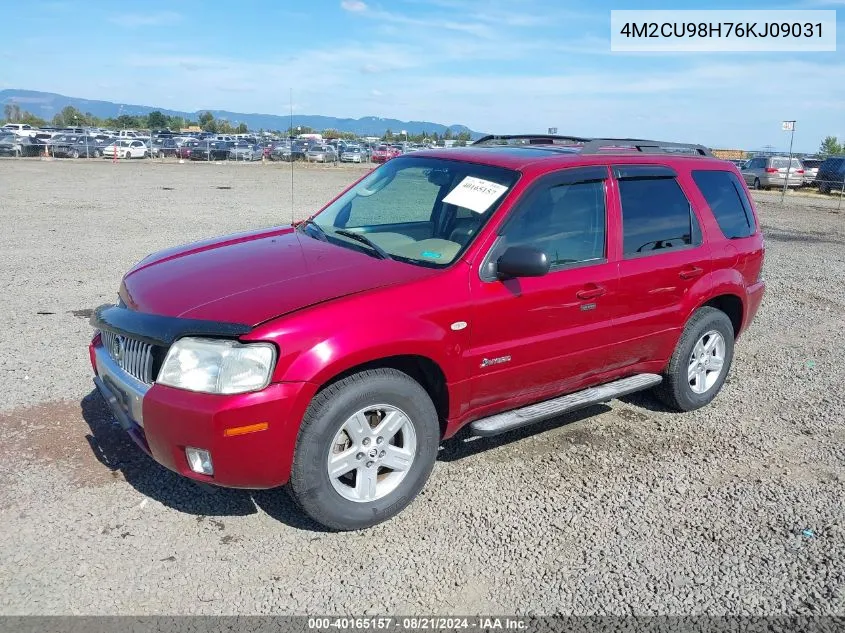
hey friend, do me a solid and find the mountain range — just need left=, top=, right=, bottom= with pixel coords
left=0, top=89, right=482, bottom=138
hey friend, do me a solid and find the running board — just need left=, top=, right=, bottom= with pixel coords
left=470, top=373, right=662, bottom=437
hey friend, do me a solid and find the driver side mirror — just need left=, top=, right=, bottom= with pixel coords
left=496, top=246, right=550, bottom=279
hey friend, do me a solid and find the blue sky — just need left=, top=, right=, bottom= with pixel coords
left=1, top=0, right=843, bottom=152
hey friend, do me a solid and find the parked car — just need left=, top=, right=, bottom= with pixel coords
left=815, top=156, right=845, bottom=194
left=740, top=156, right=803, bottom=190
left=340, top=145, right=365, bottom=163
left=150, top=138, right=179, bottom=158
left=44, top=133, right=82, bottom=147
left=176, top=140, right=201, bottom=159
left=269, top=142, right=293, bottom=161
left=189, top=141, right=234, bottom=161
left=100, top=139, right=149, bottom=159
left=0, top=133, right=45, bottom=156
left=799, top=158, right=823, bottom=187
left=291, top=139, right=312, bottom=161
left=306, top=145, right=338, bottom=163
left=228, top=141, right=263, bottom=161
left=50, top=135, right=103, bottom=158
left=89, top=134, right=765, bottom=530
left=1, top=123, right=35, bottom=136
left=370, top=144, right=399, bottom=163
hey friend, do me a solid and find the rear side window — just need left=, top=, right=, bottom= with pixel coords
left=692, top=170, right=755, bottom=239
left=618, top=177, right=700, bottom=256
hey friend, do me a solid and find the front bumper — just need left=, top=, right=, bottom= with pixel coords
left=89, top=338, right=317, bottom=488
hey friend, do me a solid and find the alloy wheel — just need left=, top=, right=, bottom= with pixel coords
left=687, top=330, right=726, bottom=394
left=327, top=404, right=417, bottom=503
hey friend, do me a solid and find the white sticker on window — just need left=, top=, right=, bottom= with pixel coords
left=442, top=176, right=509, bottom=214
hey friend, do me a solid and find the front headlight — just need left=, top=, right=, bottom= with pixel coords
left=158, top=337, right=276, bottom=394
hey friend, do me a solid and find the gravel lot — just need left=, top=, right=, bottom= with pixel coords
left=0, top=159, right=843, bottom=615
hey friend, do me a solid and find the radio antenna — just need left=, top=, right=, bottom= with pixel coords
left=289, top=88, right=294, bottom=226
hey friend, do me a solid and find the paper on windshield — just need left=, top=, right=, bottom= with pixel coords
left=442, top=176, right=509, bottom=214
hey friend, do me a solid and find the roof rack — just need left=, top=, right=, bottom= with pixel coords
left=472, top=134, right=590, bottom=146
left=472, top=134, right=713, bottom=157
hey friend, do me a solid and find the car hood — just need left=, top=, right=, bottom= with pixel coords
left=120, top=226, right=438, bottom=326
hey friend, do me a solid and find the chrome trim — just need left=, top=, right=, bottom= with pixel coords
left=94, top=343, right=149, bottom=426
left=100, top=329, right=154, bottom=384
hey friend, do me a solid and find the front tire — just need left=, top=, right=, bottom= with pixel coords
left=654, top=306, right=735, bottom=412
left=289, top=368, right=440, bottom=531
left=71, top=149, right=79, bottom=159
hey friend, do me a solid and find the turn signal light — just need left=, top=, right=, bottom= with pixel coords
left=223, top=422, right=269, bottom=437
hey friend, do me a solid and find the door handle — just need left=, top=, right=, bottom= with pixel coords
left=679, top=266, right=704, bottom=280
left=576, top=284, right=606, bottom=300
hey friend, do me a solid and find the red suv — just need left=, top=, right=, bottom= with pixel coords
left=89, top=134, right=765, bottom=530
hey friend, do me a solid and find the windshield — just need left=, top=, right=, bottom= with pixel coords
left=308, top=156, right=520, bottom=267
left=772, top=158, right=801, bottom=168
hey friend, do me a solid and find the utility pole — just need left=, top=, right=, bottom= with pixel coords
left=781, top=120, right=796, bottom=204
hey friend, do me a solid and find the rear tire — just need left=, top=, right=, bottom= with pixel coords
left=71, top=149, right=79, bottom=159
left=290, top=368, right=440, bottom=531
left=654, top=307, right=735, bottom=412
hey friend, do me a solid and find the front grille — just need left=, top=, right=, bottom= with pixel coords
left=100, top=330, right=155, bottom=384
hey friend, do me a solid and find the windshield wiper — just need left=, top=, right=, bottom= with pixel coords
left=335, top=230, right=392, bottom=260
left=297, top=219, right=328, bottom=242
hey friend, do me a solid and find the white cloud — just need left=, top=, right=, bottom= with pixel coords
left=357, top=7, right=496, bottom=38
left=109, top=11, right=182, bottom=28
left=340, top=0, right=368, bottom=12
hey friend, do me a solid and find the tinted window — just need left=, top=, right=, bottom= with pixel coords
left=692, top=170, right=754, bottom=239
left=503, top=180, right=606, bottom=266
left=619, top=177, right=698, bottom=256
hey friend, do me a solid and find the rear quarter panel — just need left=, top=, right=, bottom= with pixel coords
left=680, top=162, right=765, bottom=334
